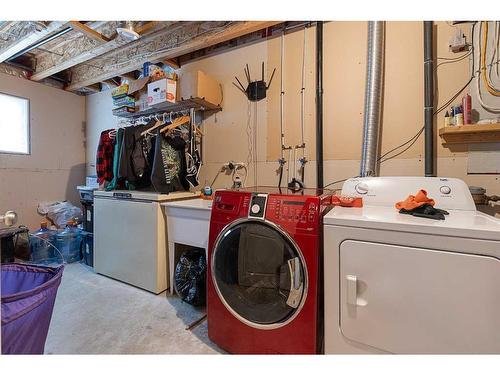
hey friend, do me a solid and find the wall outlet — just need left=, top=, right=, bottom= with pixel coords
left=449, top=28, right=468, bottom=53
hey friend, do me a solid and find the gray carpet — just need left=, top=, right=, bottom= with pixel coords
left=45, top=263, right=222, bottom=354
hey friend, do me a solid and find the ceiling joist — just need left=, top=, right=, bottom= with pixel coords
left=68, top=21, right=110, bottom=43
left=163, top=59, right=180, bottom=69
left=0, top=21, right=65, bottom=63
left=31, top=22, right=177, bottom=82
left=135, top=21, right=159, bottom=35
left=66, top=21, right=279, bottom=91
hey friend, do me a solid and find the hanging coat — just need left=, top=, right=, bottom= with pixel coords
left=166, top=135, right=190, bottom=191
left=105, top=128, right=124, bottom=191
left=150, top=131, right=189, bottom=193
left=96, top=130, right=115, bottom=185
left=118, top=124, right=151, bottom=190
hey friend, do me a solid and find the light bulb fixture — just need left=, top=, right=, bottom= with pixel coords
left=116, top=21, right=140, bottom=41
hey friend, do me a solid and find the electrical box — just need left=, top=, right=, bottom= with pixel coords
left=449, top=28, right=468, bottom=53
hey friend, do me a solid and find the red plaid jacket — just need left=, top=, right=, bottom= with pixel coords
left=96, top=130, right=115, bottom=184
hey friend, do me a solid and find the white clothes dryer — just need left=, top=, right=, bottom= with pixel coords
left=323, top=177, right=500, bottom=354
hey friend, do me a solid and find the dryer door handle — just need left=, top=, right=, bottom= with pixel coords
left=346, top=275, right=358, bottom=306
left=286, top=257, right=303, bottom=309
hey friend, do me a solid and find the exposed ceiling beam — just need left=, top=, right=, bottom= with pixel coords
left=101, top=79, right=119, bottom=88
left=68, top=21, right=110, bottom=43
left=85, top=83, right=101, bottom=93
left=0, top=21, right=65, bottom=63
left=163, top=59, right=180, bottom=69
left=30, top=22, right=176, bottom=82
left=30, top=37, right=126, bottom=81
left=66, top=21, right=279, bottom=91
left=119, top=72, right=137, bottom=80
left=135, top=21, right=159, bottom=35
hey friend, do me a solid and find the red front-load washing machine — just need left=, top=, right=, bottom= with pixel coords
left=207, top=187, right=332, bottom=354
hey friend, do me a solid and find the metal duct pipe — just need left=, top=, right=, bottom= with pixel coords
left=316, top=21, right=324, bottom=188
left=359, top=21, right=385, bottom=177
left=424, top=21, right=435, bottom=177
left=6, top=26, right=73, bottom=62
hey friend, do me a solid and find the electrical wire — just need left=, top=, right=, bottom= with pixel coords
left=488, top=21, right=498, bottom=84
left=324, top=22, right=482, bottom=187
left=379, top=76, right=473, bottom=164
left=476, top=21, right=500, bottom=111
left=481, top=21, right=500, bottom=96
left=253, top=102, right=258, bottom=186
left=435, top=75, right=474, bottom=114
left=210, top=169, right=222, bottom=187
left=379, top=30, right=476, bottom=165
left=300, top=25, right=307, bottom=159
left=246, top=101, right=253, bottom=170
left=323, top=178, right=350, bottom=189
left=436, top=49, right=473, bottom=69
left=323, top=176, right=360, bottom=189
left=437, top=50, right=472, bottom=61
left=378, top=129, right=424, bottom=164
left=378, top=126, right=425, bottom=162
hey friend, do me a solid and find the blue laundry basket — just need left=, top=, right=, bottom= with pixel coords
left=1, top=263, right=64, bottom=354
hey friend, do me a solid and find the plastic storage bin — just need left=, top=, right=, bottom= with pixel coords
left=1, top=263, right=64, bottom=354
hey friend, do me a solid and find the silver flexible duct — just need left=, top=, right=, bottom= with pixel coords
left=359, top=21, right=385, bottom=177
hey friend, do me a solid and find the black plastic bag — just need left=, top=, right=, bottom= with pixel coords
left=174, top=248, right=207, bottom=306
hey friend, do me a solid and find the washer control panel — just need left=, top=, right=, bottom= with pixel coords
left=266, top=195, right=321, bottom=230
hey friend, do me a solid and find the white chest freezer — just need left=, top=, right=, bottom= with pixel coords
left=93, top=190, right=199, bottom=294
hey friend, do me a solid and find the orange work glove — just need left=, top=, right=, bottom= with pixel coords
left=395, top=189, right=435, bottom=211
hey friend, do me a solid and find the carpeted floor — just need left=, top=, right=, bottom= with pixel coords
left=44, top=263, right=222, bottom=354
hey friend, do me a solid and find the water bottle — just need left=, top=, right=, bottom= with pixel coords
left=30, top=221, right=57, bottom=264
left=55, top=220, right=82, bottom=263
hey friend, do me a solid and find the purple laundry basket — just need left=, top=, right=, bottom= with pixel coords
left=1, top=263, right=64, bottom=354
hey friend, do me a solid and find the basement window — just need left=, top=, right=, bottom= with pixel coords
left=0, top=93, right=30, bottom=154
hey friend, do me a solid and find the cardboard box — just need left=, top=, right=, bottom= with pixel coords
left=147, top=78, right=177, bottom=106
left=178, top=70, right=222, bottom=106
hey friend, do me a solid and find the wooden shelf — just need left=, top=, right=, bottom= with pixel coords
left=114, top=97, right=222, bottom=119
left=439, top=123, right=500, bottom=144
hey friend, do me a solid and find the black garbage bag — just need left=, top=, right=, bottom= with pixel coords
left=174, top=248, right=207, bottom=306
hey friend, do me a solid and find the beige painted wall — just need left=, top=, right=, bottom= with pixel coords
left=85, top=21, right=499, bottom=196
left=0, top=73, right=86, bottom=229
left=85, top=89, right=118, bottom=175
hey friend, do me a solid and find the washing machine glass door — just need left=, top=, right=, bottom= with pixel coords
left=212, top=219, right=307, bottom=329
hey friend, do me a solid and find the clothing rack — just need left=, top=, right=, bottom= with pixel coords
left=99, top=106, right=204, bottom=193
left=118, top=109, right=192, bottom=127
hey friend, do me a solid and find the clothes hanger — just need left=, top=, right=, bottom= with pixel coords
left=140, top=116, right=165, bottom=137
left=160, top=115, right=191, bottom=135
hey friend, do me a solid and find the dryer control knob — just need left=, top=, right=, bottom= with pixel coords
left=355, top=183, right=369, bottom=195
left=251, top=204, right=261, bottom=214
left=440, top=185, right=451, bottom=194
